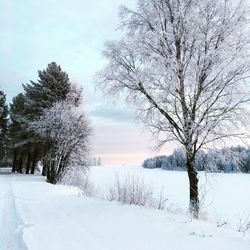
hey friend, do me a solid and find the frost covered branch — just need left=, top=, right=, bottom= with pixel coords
left=31, top=87, right=92, bottom=184
left=97, top=0, right=250, bottom=217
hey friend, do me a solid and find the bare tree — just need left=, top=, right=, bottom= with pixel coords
left=32, top=87, right=92, bottom=184
left=97, top=0, right=250, bottom=217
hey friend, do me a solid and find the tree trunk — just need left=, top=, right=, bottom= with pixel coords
left=30, top=148, right=38, bottom=174
left=17, top=152, right=23, bottom=174
left=47, top=163, right=56, bottom=184
left=42, top=164, right=47, bottom=176
left=46, top=147, right=57, bottom=184
left=25, top=151, right=31, bottom=174
left=12, top=148, right=17, bottom=172
left=42, top=146, right=48, bottom=176
left=186, top=151, right=199, bottom=218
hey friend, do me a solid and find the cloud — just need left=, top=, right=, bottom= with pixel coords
left=91, top=105, right=135, bottom=123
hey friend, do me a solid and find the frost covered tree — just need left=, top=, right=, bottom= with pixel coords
left=98, top=0, right=250, bottom=217
left=142, top=146, right=248, bottom=172
left=31, top=87, right=91, bottom=184
left=206, top=147, right=247, bottom=172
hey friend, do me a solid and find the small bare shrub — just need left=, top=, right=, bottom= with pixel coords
left=155, top=188, right=168, bottom=210
left=60, top=167, right=94, bottom=196
left=198, top=173, right=216, bottom=219
left=237, top=213, right=250, bottom=236
left=105, top=173, right=167, bottom=209
left=199, top=181, right=213, bottom=212
left=106, top=174, right=152, bottom=206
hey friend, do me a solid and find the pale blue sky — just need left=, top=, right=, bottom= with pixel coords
left=0, top=0, right=173, bottom=164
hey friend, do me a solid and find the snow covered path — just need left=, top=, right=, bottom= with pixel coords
left=0, top=174, right=27, bottom=250
left=0, top=173, right=250, bottom=250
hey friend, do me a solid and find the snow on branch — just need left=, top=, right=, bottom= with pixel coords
left=31, top=87, right=92, bottom=183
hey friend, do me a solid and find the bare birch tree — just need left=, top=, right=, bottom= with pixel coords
left=97, top=0, right=250, bottom=217
left=31, top=87, right=92, bottom=184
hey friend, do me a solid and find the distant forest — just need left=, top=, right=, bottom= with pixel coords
left=143, top=146, right=250, bottom=173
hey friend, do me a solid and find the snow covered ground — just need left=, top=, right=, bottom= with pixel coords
left=0, top=166, right=249, bottom=250
left=90, top=166, right=250, bottom=229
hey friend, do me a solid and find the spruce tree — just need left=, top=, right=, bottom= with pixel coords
left=23, top=62, right=71, bottom=119
left=9, top=62, right=72, bottom=174
left=8, top=93, right=30, bottom=172
left=0, top=90, right=8, bottom=166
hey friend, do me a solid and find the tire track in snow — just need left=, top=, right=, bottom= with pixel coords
left=0, top=175, right=28, bottom=250
left=47, top=203, right=112, bottom=250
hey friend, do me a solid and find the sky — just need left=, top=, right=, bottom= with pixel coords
left=0, top=0, right=176, bottom=165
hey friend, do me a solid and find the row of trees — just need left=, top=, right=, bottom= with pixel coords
left=0, top=62, right=91, bottom=183
left=143, top=146, right=250, bottom=173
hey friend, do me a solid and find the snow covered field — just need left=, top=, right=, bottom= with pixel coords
left=0, top=166, right=250, bottom=250
left=90, top=166, right=250, bottom=229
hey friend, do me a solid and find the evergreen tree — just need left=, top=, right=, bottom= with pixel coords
left=23, top=62, right=71, bottom=119
left=0, top=90, right=8, bottom=166
left=8, top=93, right=30, bottom=172
left=9, top=62, right=72, bottom=174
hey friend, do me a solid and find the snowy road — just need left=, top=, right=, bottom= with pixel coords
left=0, top=173, right=249, bottom=250
left=0, top=168, right=12, bottom=175
left=0, top=174, right=27, bottom=250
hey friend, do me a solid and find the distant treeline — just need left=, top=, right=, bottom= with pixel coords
left=143, top=146, right=250, bottom=173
